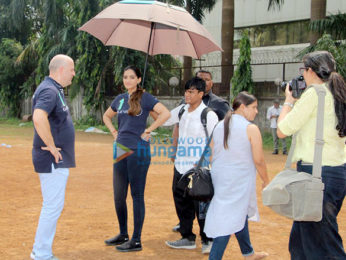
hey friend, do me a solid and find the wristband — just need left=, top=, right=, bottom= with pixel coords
left=284, top=102, right=293, bottom=108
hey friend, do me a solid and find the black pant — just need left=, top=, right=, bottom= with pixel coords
left=194, top=200, right=213, bottom=243
left=172, top=167, right=212, bottom=242
left=113, top=149, right=151, bottom=242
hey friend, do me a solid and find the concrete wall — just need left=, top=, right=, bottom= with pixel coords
left=20, top=95, right=277, bottom=132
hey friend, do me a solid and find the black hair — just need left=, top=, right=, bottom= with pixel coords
left=123, top=65, right=143, bottom=116
left=195, top=70, right=212, bottom=79
left=303, top=51, right=346, bottom=137
left=184, top=77, right=206, bottom=93
left=124, top=65, right=142, bottom=78
left=223, top=91, right=257, bottom=149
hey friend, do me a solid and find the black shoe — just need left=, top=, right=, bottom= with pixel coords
left=105, top=234, right=129, bottom=246
left=283, top=151, right=288, bottom=155
left=272, top=150, right=278, bottom=154
left=116, top=240, right=142, bottom=252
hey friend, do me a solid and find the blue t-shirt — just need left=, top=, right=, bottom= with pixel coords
left=32, top=77, right=76, bottom=173
left=110, top=92, right=159, bottom=150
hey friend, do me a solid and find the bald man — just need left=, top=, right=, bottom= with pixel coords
left=31, top=55, right=75, bottom=260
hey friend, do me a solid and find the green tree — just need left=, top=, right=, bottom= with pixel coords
left=0, top=0, right=183, bottom=118
left=0, top=39, right=26, bottom=117
left=309, top=12, right=346, bottom=40
left=231, top=30, right=253, bottom=98
left=298, top=34, right=346, bottom=79
left=0, top=0, right=40, bottom=45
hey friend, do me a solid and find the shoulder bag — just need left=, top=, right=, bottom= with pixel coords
left=262, top=85, right=326, bottom=221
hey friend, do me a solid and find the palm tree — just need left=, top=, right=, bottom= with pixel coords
left=309, top=12, right=346, bottom=40
left=221, top=0, right=234, bottom=96
left=310, top=0, right=327, bottom=44
left=267, top=0, right=327, bottom=45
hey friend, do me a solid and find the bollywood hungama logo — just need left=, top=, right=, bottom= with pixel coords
left=113, top=141, right=134, bottom=163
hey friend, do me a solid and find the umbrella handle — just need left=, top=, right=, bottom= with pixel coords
left=142, top=22, right=154, bottom=89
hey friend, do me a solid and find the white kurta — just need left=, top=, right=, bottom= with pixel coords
left=204, top=114, right=259, bottom=238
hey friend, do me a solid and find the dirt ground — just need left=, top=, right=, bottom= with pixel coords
left=0, top=125, right=345, bottom=260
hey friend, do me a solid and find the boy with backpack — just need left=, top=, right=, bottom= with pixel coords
left=163, top=77, right=218, bottom=252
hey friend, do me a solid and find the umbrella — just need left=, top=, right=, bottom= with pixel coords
left=78, top=0, right=222, bottom=87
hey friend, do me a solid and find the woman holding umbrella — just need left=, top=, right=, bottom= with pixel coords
left=103, top=65, right=170, bottom=252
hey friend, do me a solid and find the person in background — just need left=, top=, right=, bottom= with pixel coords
left=277, top=51, right=346, bottom=259
left=204, top=92, right=269, bottom=260
left=103, top=65, right=170, bottom=252
left=195, top=70, right=230, bottom=121
left=266, top=99, right=287, bottom=154
left=31, top=54, right=76, bottom=260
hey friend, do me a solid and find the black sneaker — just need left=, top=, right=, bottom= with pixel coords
left=283, top=151, right=288, bottom=155
left=272, top=150, right=278, bottom=155
left=104, top=234, right=129, bottom=246
left=116, top=240, right=142, bottom=252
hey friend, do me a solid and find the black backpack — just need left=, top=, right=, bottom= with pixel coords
left=178, top=106, right=213, bottom=138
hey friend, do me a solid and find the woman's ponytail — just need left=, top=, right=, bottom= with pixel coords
left=329, top=72, right=346, bottom=137
left=128, top=86, right=144, bottom=116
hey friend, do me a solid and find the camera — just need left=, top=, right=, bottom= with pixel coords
left=280, top=76, right=307, bottom=98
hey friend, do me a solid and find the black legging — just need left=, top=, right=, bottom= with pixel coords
left=113, top=149, right=151, bottom=242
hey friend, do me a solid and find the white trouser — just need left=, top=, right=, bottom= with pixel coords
left=32, top=165, right=69, bottom=260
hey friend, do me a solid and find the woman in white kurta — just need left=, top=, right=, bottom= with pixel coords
left=204, top=92, right=269, bottom=260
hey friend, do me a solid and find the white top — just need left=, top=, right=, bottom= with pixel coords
left=163, top=102, right=218, bottom=174
left=266, top=105, right=282, bottom=128
left=204, top=114, right=259, bottom=238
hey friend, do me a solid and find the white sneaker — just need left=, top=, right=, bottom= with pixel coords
left=201, top=241, right=213, bottom=254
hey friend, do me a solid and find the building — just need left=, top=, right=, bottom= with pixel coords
left=198, top=0, right=345, bottom=129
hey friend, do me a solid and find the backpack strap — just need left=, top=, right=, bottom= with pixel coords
left=178, top=106, right=213, bottom=139
left=201, top=107, right=213, bottom=138
left=178, top=105, right=185, bottom=121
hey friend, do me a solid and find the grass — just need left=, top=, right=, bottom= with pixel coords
left=0, top=117, right=290, bottom=151
left=0, top=117, right=33, bottom=127
left=262, top=131, right=292, bottom=151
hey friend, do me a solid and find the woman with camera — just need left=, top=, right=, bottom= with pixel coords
left=277, top=51, right=346, bottom=259
left=204, top=91, right=269, bottom=260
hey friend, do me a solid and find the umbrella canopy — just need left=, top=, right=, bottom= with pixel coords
left=78, top=0, right=222, bottom=59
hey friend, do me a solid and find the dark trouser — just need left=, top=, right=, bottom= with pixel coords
left=194, top=201, right=213, bottom=243
left=172, top=167, right=196, bottom=241
left=289, top=161, right=346, bottom=260
left=272, top=127, right=287, bottom=152
left=209, top=219, right=254, bottom=260
left=172, top=167, right=212, bottom=242
left=113, top=148, right=151, bottom=242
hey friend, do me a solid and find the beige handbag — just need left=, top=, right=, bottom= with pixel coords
left=262, top=85, right=326, bottom=222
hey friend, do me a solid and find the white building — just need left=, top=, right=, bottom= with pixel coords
left=200, top=0, right=345, bottom=90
